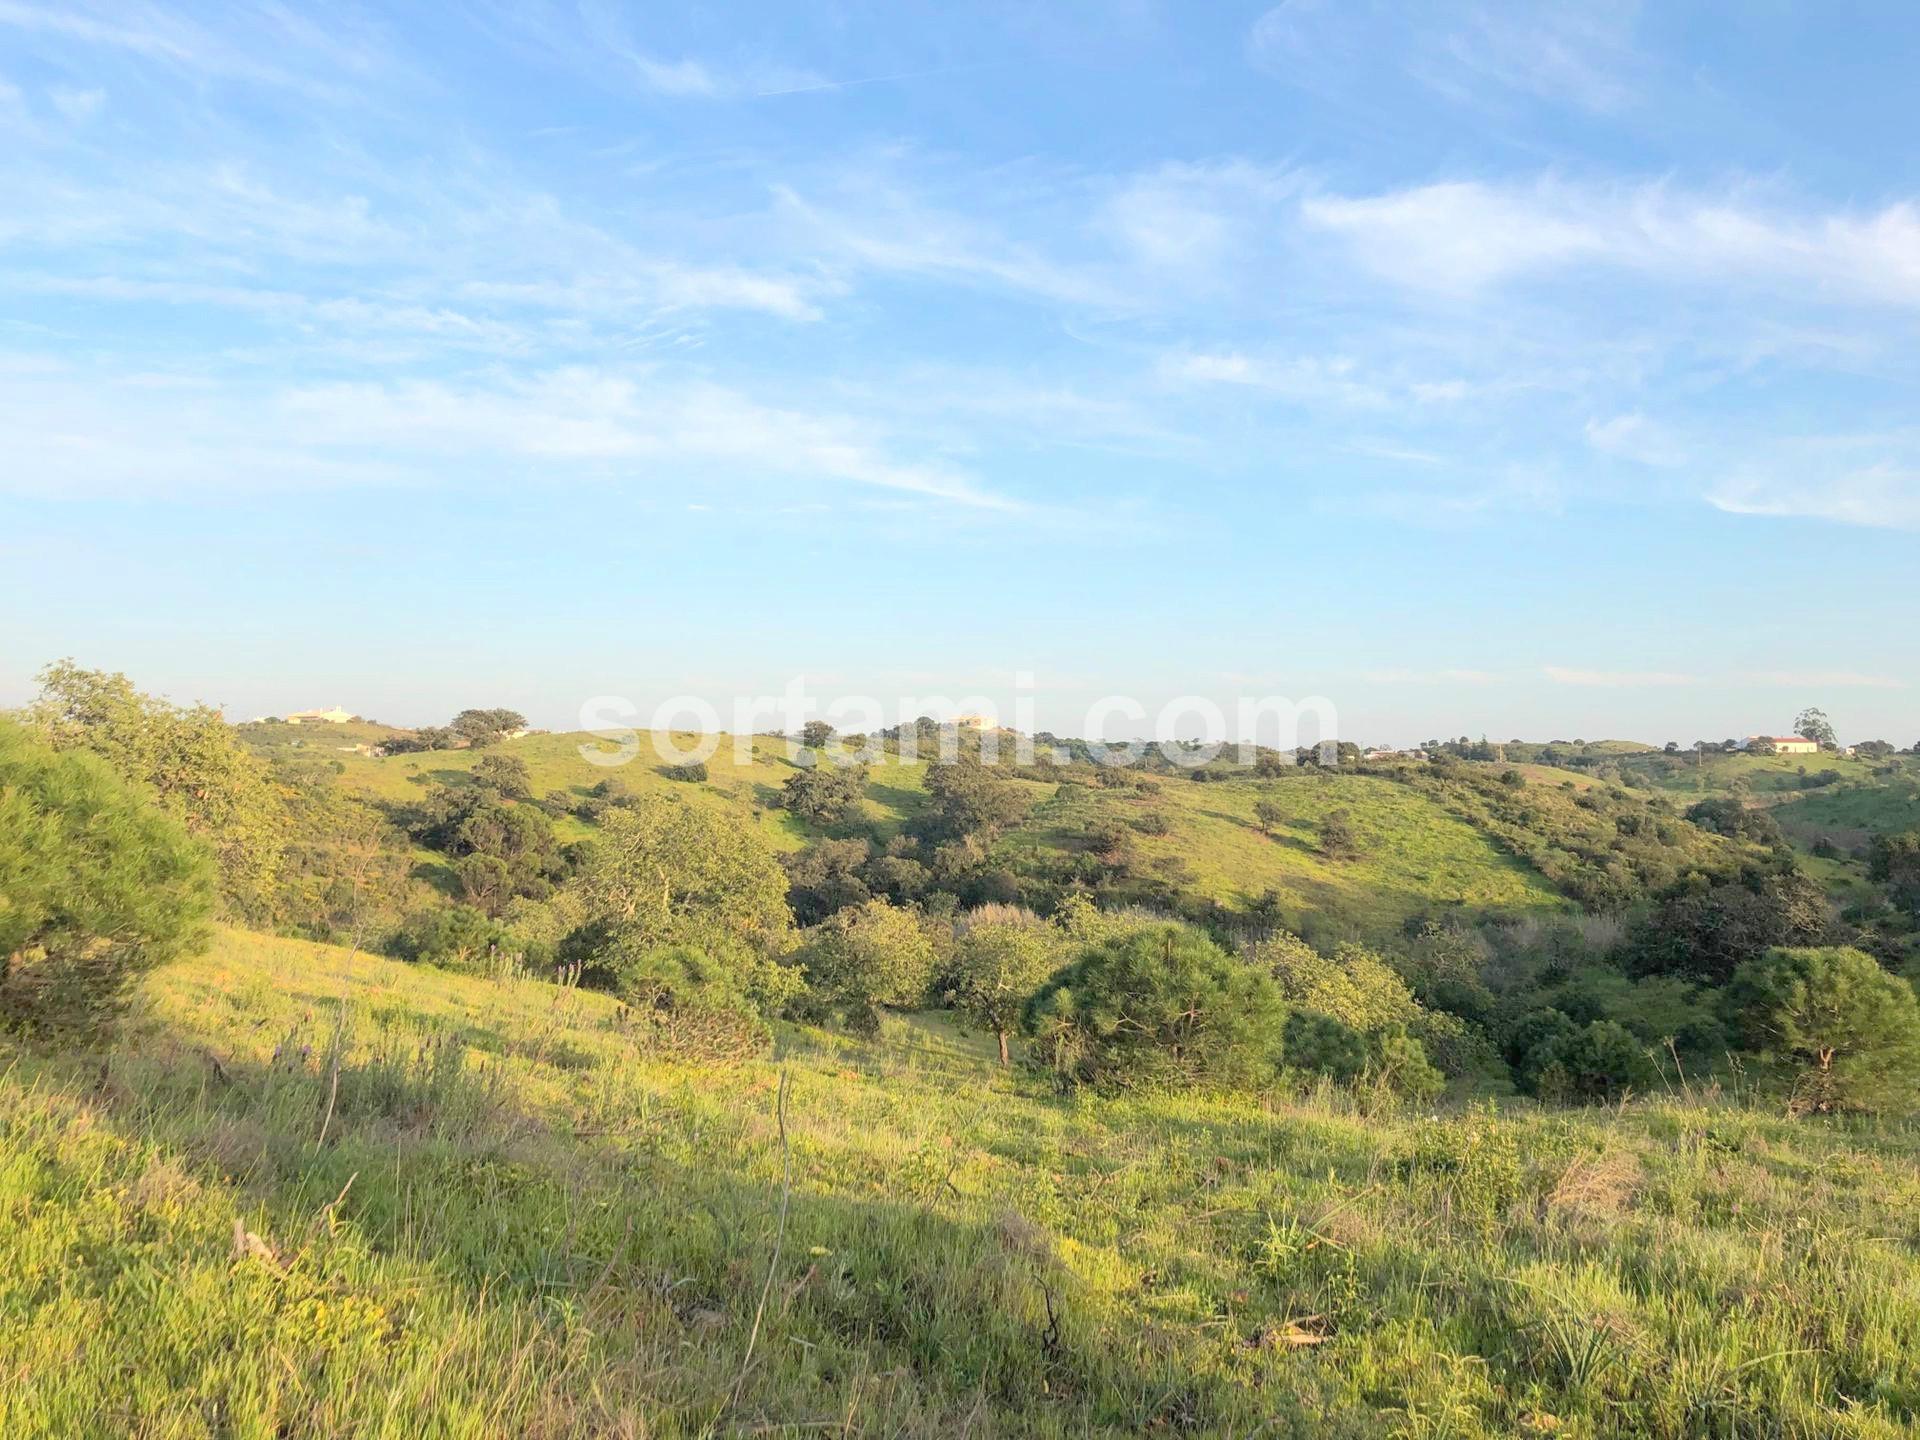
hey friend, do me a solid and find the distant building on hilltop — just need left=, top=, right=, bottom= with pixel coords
left=1742, top=734, right=1820, bottom=755
left=285, top=706, right=354, bottom=726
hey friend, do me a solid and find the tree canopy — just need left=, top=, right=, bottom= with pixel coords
left=1, top=720, right=214, bottom=1034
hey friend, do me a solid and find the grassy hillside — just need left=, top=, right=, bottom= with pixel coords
left=313, top=733, right=1568, bottom=939
left=1628, top=750, right=1914, bottom=804
left=6, top=929, right=1920, bottom=1437
left=1010, top=772, right=1563, bottom=934
left=1772, top=776, right=1920, bottom=851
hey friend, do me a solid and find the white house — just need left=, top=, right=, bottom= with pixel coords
left=1743, top=734, right=1820, bottom=755
left=285, top=706, right=354, bottom=726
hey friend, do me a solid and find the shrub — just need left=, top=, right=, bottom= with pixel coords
left=1319, top=810, right=1359, bottom=860
left=1254, top=934, right=1421, bottom=1031
left=609, top=944, right=777, bottom=1060
left=1283, top=1010, right=1366, bottom=1083
left=664, top=759, right=709, bottom=783
left=1727, top=946, right=1920, bottom=1113
left=472, top=753, right=532, bottom=800
left=1024, top=924, right=1287, bottom=1091
left=389, top=905, right=514, bottom=974
left=800, top=898, right=937, bottom=1033
left=1366, top=1023, right=1445, bottom=1103
left=0, top=721, right=214, bottom=1036
left=1530, top=1020, right=1657, bottom=1103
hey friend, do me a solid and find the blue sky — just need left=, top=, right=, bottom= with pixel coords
left=1, top=1, right=1916, bottom=745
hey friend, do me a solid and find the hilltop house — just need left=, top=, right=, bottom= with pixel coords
left=1743, top=734, right=1820, bottom=755
left=285, top=706, right=354, bottom=726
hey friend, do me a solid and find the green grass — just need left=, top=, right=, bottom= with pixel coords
left=7, top=930, right=1920, bottom=1437
left=1016, top=774, right=1564, bottom=935
left=1632, top=751, right=1912, bottom=804
left=315, top=733, right=1568, bottom=939
left=1771, top=776, right=1920, bottom=851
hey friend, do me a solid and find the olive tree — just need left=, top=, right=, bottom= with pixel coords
left=574, top=794, right=797, bottom=1014
left=26, top=661, right=284, bottom=918
left=799, top=897, right=936, bottom=1032
left=948, top=908, right=1061, bottom=1064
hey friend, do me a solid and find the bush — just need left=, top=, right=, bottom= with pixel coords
left=1254, top=934, right=1421, bottom=1031
left=1024, top=924, right=1287, bottom=1091
left=1529, top=1020, right=1657, bottom=1103
left=1727, top=946, right=1920, bottom=1113
left=0, top=721, right=214, bottom=1036
left=664, top=759, right=708, bottom=783
left=389, top=906, right=514, bottom=974
left=1283, top=1010, right=1366, bottom=1082
left=472, top=753, right=532, bottom=800
left=608, top=944, right=776, bottom=1060
left=800, top=898, right=937, bottom=1033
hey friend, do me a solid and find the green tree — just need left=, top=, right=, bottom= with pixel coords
left=1624, top=866, right=1836, bottom=982
left=1024, top=924, right=1287, bottom=1091
left=1252, top=798, right=1286, bottom=837
left=1319, top=809, right=1359, bottom=860
left=780, top=761, right=868, bottom=824
left=449, top=707, right=527, bottom=746
left=1794, top=707, right=1838, bottom=750
left=949, top=908, right=1061, bottom=1064
left=1728, top=946, right=1920, bottom=1112
left=801, top=897, right=937, bottom=1032
left=921, top=758, right=1029, bottom=842
left=472, top=752, right=533, bottom=800
left=799, top=720, right=836, bottom=750
left=1, top=720, right=213, bottom=1035
left=1868, top=831, right=1920, bottom=916
left=781, top=838, right=873, bottom=926
left=577, top=794, right=792, bottom=959
left=26, top=661, right=285, bottom=919
left=272, top=767, right=411, bottom=950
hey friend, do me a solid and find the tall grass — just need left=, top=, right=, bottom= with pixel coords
left=5, top=928, right=1920, bottom=1437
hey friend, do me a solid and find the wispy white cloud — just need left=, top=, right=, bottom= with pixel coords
left=1544, top=666, right=1697, bottom=688
left=487, top=0, right=826, bottom=101
left=772, top=177, right=1119, bottom=308
left=1250, top=0, right=1643, bottom=116
left=1710, top=464, right=1920, bottom=531
left=1584, top=412, right=1682, bottom=466
left=0, top=359, right=1022, bottom=510
left=47, top=85, right=104, bottom=122
left=1303, top=177, right=1920, bottom=307
left=1362, top=668, right=1499, bottom=685
left=1751, top=671, right=1908, bottom=691
left=1162, top=350, right=1390, bottom=408
left=0, top=0, right=401, bottom=100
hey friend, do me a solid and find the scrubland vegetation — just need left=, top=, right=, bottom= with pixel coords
left=8, top=665, right=1920, bottom=1437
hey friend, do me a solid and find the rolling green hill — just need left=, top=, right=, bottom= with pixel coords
left=7, top=928, right=1920, bottom=1438
left=311, top=732, right=1569, bottom=939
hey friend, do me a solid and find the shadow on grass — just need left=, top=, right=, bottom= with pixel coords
left=9, top=1019, right=1324, bottom=1439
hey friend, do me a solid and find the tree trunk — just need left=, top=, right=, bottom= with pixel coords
left=997, top=1030, right=1010, bottom=1066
